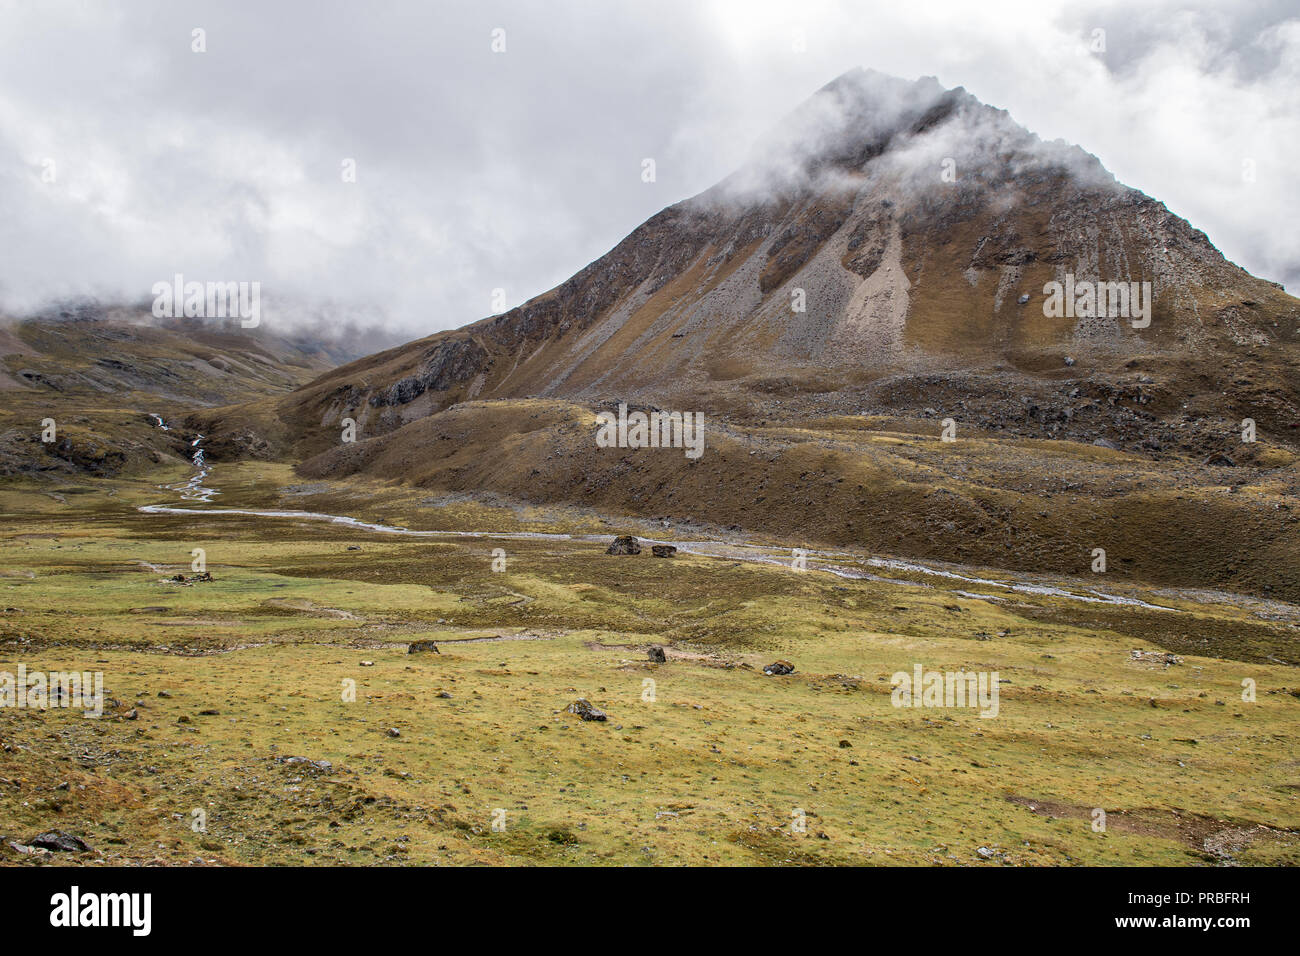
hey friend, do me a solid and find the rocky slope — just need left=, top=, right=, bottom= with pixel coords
left=272, top=69, right=1299, bottom=458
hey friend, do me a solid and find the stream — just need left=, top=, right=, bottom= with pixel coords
left=140, top=415, right=1204, bottom=615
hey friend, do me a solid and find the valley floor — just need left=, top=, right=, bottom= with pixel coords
left=0, top=462, right=1297, bottom=865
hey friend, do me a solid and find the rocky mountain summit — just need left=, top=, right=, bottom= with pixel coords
left=272, top=68, right=1297, bottom=458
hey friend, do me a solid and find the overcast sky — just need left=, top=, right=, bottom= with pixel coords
left=1, top=0, right=1297, bottom=336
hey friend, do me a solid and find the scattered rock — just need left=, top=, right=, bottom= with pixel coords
left=647, top=645, right=667, bottom=663
left=1092, top=438, right=1120, bottom=450
left=1064, top=356, right=1075, bottom=366
left=170, top=572, right=214, bottom=584
left=27, top=830, right=90, bottom=853
left=838, top=739, right=852, bottom=748
left=1205, top=454, right=1235, bottom=467
left=275, top=756, right=332, bottom=773
left=1131, top=649, right=1183, bottom=667
left=359, top=660, right=375, bottom=667
left=605, top=535, right=641, bottom=555
left=651, top=545, right=677, bottom=558
left=408, top=640, right=440, bottom=655
left=763, top=660, right=795, bottom=676
left=1017, top=293, right=1030, bottom=305
left=436, top=691, right=452, bottom=699
left=386, top=727, right=401, bottom=738
left=566, top=698, right=608, bottom=721
left=976, top=846, right=994, bottom=859
left=346, top=545, right=362, bottom=551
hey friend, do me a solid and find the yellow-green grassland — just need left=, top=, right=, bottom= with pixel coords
left=1, top=461, right=1297, bottom=866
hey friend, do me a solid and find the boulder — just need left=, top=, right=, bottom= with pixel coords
left=651, top=545, right=677, bottom=558
left=606, top=535, right=641, bottom=555
left=26, top=831, right=90, bottom=853
left=763, top=660, right=796, bottom=676
left=565, top=698, right=608, bottom=721
left=408, top=640, right=440, bottom=655
left=647, top=645, right=667, bottom=663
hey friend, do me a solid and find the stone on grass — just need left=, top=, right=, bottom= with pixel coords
left=27, top=831, right=90, bottom=853
left=605, top=535, right=641, bottom=555
left=566, top=698, right=608, bottom=721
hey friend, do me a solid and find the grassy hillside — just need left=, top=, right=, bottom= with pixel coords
left=288, top=397, right=1300, bottom=603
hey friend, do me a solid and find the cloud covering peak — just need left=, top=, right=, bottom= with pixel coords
left=0, top=0, right=1296, bottom=337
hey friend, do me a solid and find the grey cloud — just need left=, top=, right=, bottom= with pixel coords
left=0, top=0, right=1296, bottom=338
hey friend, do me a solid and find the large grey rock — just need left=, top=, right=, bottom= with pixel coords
left=565, top=698, right=608, bottom=721
left=606, top=535, right=641, bottom=555
left=26, top=831, right=90, bottom=853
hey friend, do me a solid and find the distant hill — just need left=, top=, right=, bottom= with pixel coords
left=0, top=300, right=386, bottom=478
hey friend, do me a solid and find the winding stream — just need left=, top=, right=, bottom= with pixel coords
left=141, top=415, right=1195, bottom=614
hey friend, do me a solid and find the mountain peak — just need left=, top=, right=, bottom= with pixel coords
left=272, top=69, right=1297, bottom=464
left=712, top=67, right=1110, bottom=206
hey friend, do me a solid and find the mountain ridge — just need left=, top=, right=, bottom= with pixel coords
left=261, top=69, right=1295, bottom=465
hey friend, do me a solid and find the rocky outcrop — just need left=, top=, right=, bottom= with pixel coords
left=565, top=698, right=607, bottom=721
left=606, top=535, right=641, bottom=555
left=370, top=337, right=490, bottom=408
left=25, top=830, right=91, bottom=852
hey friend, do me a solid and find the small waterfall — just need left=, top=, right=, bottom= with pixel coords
left=149, top=415, right=217, bottom=502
